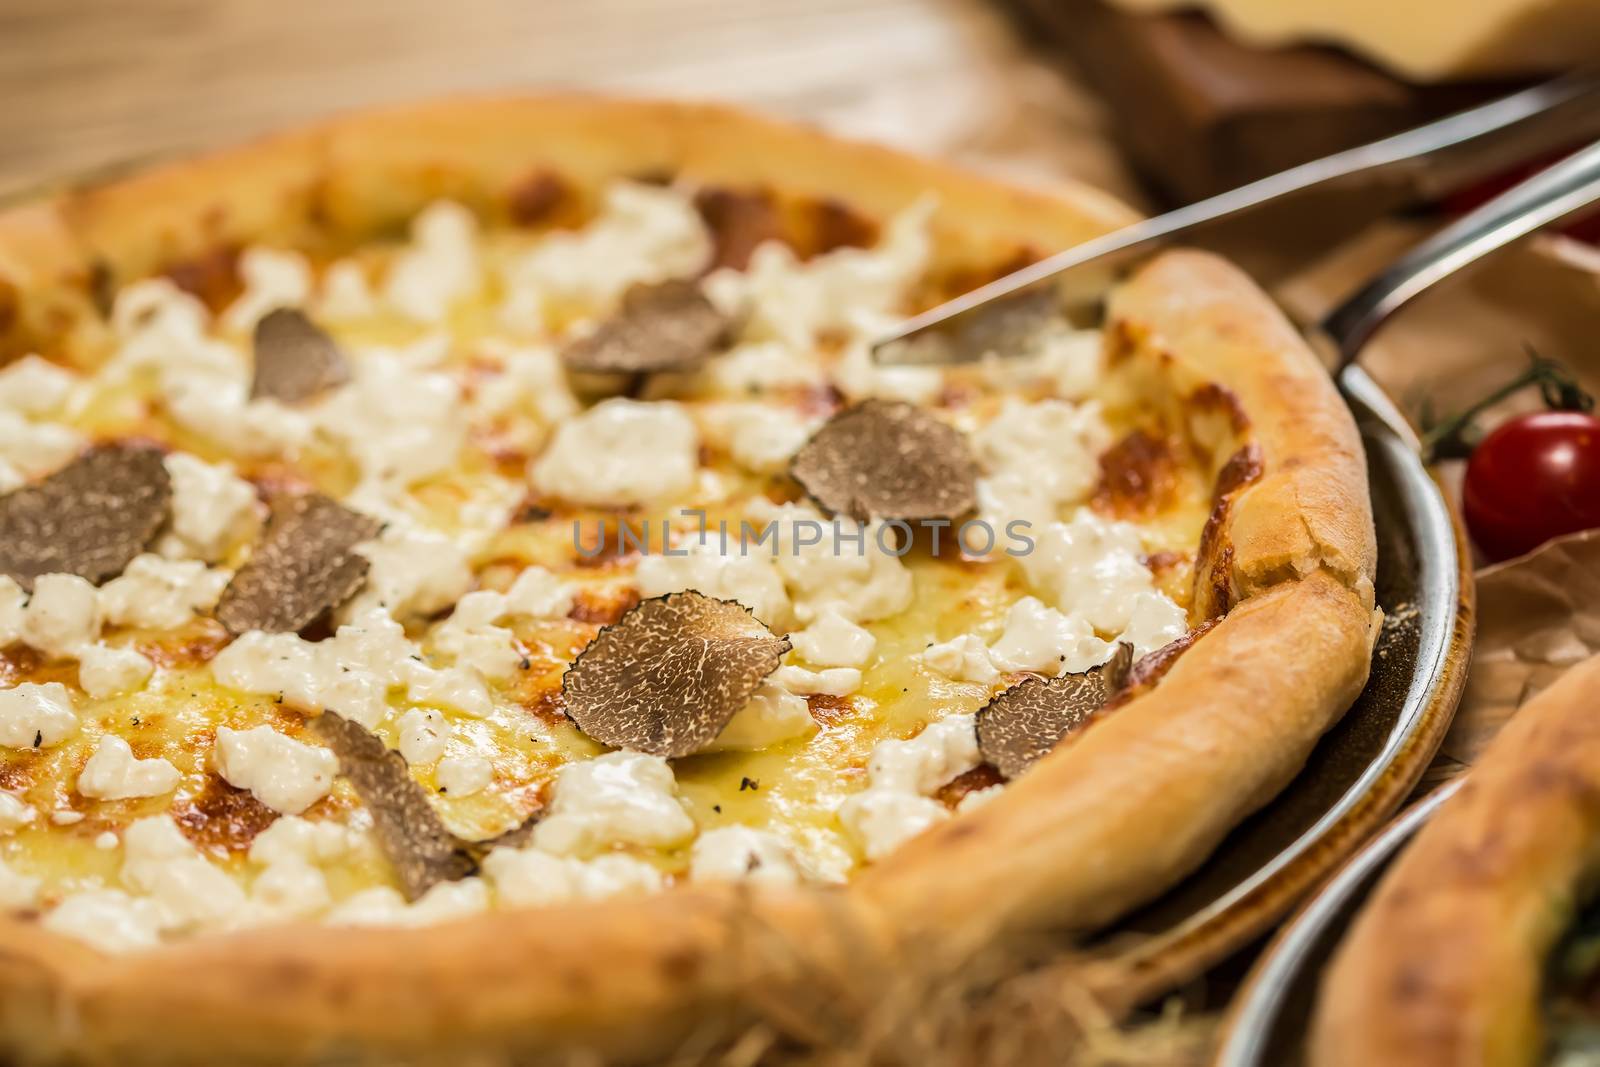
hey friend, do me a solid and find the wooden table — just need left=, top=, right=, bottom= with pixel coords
left=0, top=0, right=1143, bottom=206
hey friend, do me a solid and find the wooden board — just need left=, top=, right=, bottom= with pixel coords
left=1009, top=0, right=1523, bottom=203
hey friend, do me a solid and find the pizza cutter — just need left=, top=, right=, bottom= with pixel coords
left=873, top=73, right=1600, bottom=372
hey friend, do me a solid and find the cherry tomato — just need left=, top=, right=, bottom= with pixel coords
left=1463, top=410, right=1600, bottom=562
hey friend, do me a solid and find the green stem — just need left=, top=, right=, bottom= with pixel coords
left=1419, top=351, right=1594, bottom=463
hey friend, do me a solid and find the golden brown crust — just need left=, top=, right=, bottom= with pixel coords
left=1106, top=251, right=1378, bottom=619
left=0, top=95, right=1378, bottom=1064
left=1311, top=652, right=1600, bottom=1067
left=858, top=569, right=1379, bottom=958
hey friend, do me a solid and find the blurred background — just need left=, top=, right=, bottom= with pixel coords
left=12, top=0, right=1595, bottom=208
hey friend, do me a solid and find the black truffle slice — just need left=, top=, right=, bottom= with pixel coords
left=215, top=493, right=382, bottom=634
left=250, top=307, right=350, bottom=403
left=561, top=591, right=790, bottom=758
left=790, top=399, right=978, bottom=523
left=312, top=711, right=478, bottom=900
left=975, top=642, right=1134, bottom=780
left=0, top=444, right=171, bottom=592
left=559, top=278, right=730, bottom=375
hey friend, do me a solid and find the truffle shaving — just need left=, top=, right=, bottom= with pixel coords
left=313, top=711, right=539, bottom=900
left=216, top=493, right=382, bottom=634
left=790, top=399, right=978, bottom=523
left=0, top=444, right=171, bottom=592
left=975, top=643, right=1134, bottom=779
left=560, top=279, right=730, bottom=375
left=251, top=307, right=350, bottom=403
left=561, top=591, right=790, bottom=758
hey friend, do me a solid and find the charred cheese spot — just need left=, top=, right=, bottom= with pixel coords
left=694, top=186, right=783, bottom=272
left=1189, top=381, right=1252, bottom=436
left=162, top=246, right=242, bottom=314
left=505, top=169, right=576, bottom=229
left=1093, top=428, right=1182, bottom=519
left=172, top=774, right=280, bottom=856
left=934, top=763, right=1003, bottom=809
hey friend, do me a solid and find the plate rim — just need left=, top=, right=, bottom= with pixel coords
left=1081, top=364, right=1475, bottom=1009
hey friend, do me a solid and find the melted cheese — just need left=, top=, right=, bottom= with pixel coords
left=0, top=181, right=1216, bottom=950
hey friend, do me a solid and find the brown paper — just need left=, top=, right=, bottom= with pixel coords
left=1439, top=531, right=1600, bottom=769
left=1278, top=226, right=1600, bottom=775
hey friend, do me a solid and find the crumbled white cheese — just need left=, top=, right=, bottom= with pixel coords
left=0, top=682, right=78, bottom=749
left=701, top=402, right=818, bottom=474
left=0, top=410, right=84, bottom=478
left=839, top=714, right=981, bottom=862
left=107, top=283, right=316, bottom=460
left=384, top=201, right=481, bottom=323
left=248, top=814, right=355, bottom=868
left=1020, top=508, right=1163, bottom=635
left=838, top=790, right=950, bottom=863
left=973, top=398, right=1110, bottom=515
left=921, top=633, right=1001, bottom=685
left=788, top=608, right=876, bottom=669
left=833, top=332, right=945, bottom=406
left=866, top=714, right=981, bottom=796
left=98, top=555, right=230, bottom=631
left=249, top=856, right=331, bottom=920
left=533, top=751, right=695, bottom=858
left=243, top=817, right=352, bottom=921
left=95, top=831, right=120, bottom=850
left=0, top=856, right=40, bottom=909
left=121, top=815, right=249, bottom=936
left=77, top=643, right=155, bottom=698
left=428, top=567, right=575, bottom=681
left=325, top=878, right=489, bottom=928
left=164, top=378, right=314, bottom=460
left=975, top=323, right=1104, bottom=401
left=500, top=182, right=710, bottom=327
left=705, top=680, right=817, bottom=753
left=746, top=500, right=914, bottom=625
left=702, top=339, right=824, bottom=396
left=213, top=610, right=490, bottom=727
left=76, top=735, right=180, bottom=800
left=323, top=886, right=408, bottom=926
left=0, top=790, right=36, bottom=832
left=406, top=661, right=493, bottom=719
left=956, top=784, right=1004, bottom=813
left=396, top=708, right=448, bottom=766
left=343, top=525, right=473, bottom=624
left=318, top=259, right=377, bottom=320
left=530, top=398, right=699, bottom=506
left=42, top=889, right=162, bottom=951
left=986, top=596, right=1113, bottom=675
left=20, top=573, right=100, bottom=658
left=771, top=664, right=861, bottom=698
left=436, top=754, right=492, bottom=797
left=1121, top=590, right=1190, bottom=656
left=689, top=826, right=801, bottom=887
left=212, top=725, right=338, bottom=815
left=0, top=577, right=21, bottom=646
left=311, top=349, right=467, bottom=492
left=483, top=847, right=664, bottom=908
left=704, top=198, right=932, bottom=349
left=221, top=247, right=313, bottom=332
left=634, top=535, right=791, bottom=629
left=467, top=340, right=580, bottom=450
left=159, top=452, right=259, bottom=562
left=0, top=355, right=77, bottom=415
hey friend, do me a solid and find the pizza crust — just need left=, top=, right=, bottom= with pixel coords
left=1311, top=652, right=1600, bottom=1067
left=0, top=95, right=1377, bottom=1064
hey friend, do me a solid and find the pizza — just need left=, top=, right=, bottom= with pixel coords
left=1312, top=652, right=1600, bottom=1067
left=0, top=97, right=1377, bottom=1064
